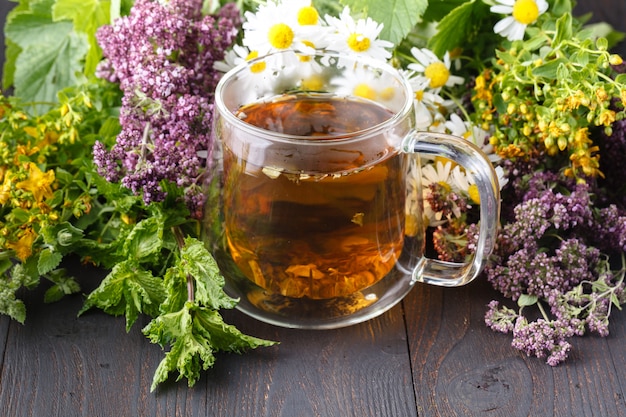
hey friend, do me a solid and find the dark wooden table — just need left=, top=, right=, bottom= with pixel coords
left=1, top=1, right=626, bottom=416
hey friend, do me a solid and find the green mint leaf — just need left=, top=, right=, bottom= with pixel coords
left=79, top=260, right=166, bottom=331
left=123, top=215, right=164, bottom=261
left=180, top=237, right=238, bottom=310
left=143, top=302, right=277, bottom=391
left=43, top=269, right=81, bottom=303
left=159, top=265, right=189, bottom=314
left=37, top=248, right=63, bottom=275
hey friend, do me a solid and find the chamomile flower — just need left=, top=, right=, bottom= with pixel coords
left=407, top=48, right=465, bottom=92
left=420, top=160, right=463, bottom=222
left=214, top=46, right=283, bottom=102
left=324, top=7, right=393, bottom=62
left=445, top=113, right=500, bottom=162
left=451, top=164, right=509, bottom=204
left=491, top=0, right=549, bottom=41
left=421, top=159, right=454, bottom=189
left=242, top=0, right=316, bottom=57
left=405, top=74, right=447, bottom=129
left=213, top=44, right=252, bottom=73
left=332, top=65, right=401, bottom=107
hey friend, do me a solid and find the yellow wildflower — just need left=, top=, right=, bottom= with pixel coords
left=6, top=227, right=37, bottom=261
left=597, top=109, right=616, bottom=126
left=0, top=170, right=12, bottom=204
left=15, top=163, right=55, bottom=203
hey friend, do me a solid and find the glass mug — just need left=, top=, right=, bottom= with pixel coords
left=204, top=50, right=500, bottom=329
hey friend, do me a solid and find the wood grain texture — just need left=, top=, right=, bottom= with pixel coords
left=0, top=262, right=417, bottom=417
left=404, top=279, right=626, bottom=417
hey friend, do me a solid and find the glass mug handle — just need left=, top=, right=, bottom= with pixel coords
left=402, top=131, right=501, bottom=287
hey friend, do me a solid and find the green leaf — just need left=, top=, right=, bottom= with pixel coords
left=531, top=57, right=568, bottom=80
left=123, top=215, right=164, bottom=261
left=2, top=39, right=20, bottom=90
left=79, top=260, right=166, bottom=330
left=160, top=265, right=189, bottom=313
left=52, top=0, right=112, bottom=76
left=14, top=31, right=89, bottom=112
left=4, top=0, right=89, bottom=109
left=143, top=302, right=277, bottom=391
left=553, top=13, right=573, bottom=46
left=427, top=0, right=493, bottom=57
left=0, top=269, right=27, bottom=323
left=37, top=248, right=63, bottom=275
left=43, top=269, right=81, bottom=303
left=40, top=221, right=85, bottom=250
left=364, top=0, right=428, bottom=45
left=518, top=293, right=538, bottom=307
left=180, top=237, right=238, bottom=310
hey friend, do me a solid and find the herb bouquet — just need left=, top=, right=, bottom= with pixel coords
left=1, top=0, right=625, bottom=389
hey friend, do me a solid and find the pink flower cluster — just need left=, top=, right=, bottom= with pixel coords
left=93, top=0, right=241, bottom=218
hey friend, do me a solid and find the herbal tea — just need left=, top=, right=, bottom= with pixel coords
left=222, top=94, right=406, bottom=299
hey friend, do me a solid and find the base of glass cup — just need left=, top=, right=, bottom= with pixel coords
left=214, top=240, right=422, bottom=330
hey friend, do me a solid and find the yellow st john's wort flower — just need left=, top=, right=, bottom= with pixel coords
left=15, top=162, right=55, bottom=204
left=6, top=227, right=37, bottom=261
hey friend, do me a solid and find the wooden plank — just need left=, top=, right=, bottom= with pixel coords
left=404, top=278, right=626, bottom=417
left=0, top=261, right=417, bottom=417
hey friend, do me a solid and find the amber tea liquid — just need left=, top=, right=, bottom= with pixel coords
left=223, top=94, right=406, bottom=299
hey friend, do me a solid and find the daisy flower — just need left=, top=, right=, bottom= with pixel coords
left=242, top=0, right=317, bottom=57
left=407, top=48, right=465, bottom=92
left=213, top=44, right=252, bottom=73
left=332, top=64, right=402, bottom=107
left=420, top=159, right=464, bottom=222
left=490, top=0, right=549, bottom=41
left=445, top=113, right=500, bottom=162
left=324, top=7, right=393, bottom=62
left=421, top=159, right=454, bottom=190
left=215, top=47, right=283, bottom=103
left=404, top=73, right=448, bottom=129
left=450, top=164, right=509, bottom=205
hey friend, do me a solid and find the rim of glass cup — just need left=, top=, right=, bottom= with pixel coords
left=213, top=50, right=415, bottom=145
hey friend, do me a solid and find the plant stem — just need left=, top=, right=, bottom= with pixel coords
left=172, top=226, right=195, bottom=302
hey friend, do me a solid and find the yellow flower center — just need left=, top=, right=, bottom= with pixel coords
left=353, top=83, right=376, bottom=100
left=297, top=6, right=319, bottom=25
left=424, top=62, right=450, bottom=89
left=468, top=184, right=480, bottom=204
left=298, top=41, right=316, bottom=62
left=301, top=75, right=325, bottom=91
left=268, top=23, right=294, bottom=49
left=246, top=51, right=266, bottom=74
left=437, top=180, right=452, bottom=193
left=512, top=0, right=540, bottom=25
left=379, top=87, right=395, bottom=101
left=347, top=33, right=371, bottom=53
left=414, top=90, right=424, bottom=101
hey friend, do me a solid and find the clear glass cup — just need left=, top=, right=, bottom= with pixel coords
left=203, top=50, right=500, bottom=329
